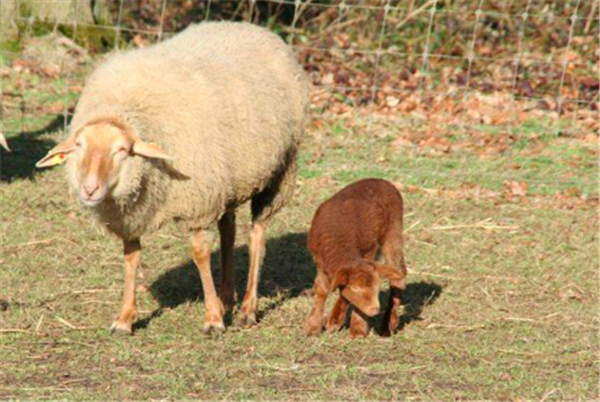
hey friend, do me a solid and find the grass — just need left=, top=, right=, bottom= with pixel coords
left=1, top=57, right=599, bottom=401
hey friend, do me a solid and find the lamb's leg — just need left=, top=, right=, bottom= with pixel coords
left=380, top=223, right=407, bottom=337
left=305, top=272, right=330, bottom=336
left=325, top=295, right=349, bottom=332
left=110, top=239, right=141, bottom=335
left=239, top=221, right=266, bottom=327
left=218, top=210, right=237, bottom=312
left=349, top=308, right=369, bottom=339
left=192, top=230, right=225, bottom=335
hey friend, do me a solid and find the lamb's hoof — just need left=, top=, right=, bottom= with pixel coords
left=380, top=324, right=397, bottom=338
left=349, top=330, right=368, bottom=339
left=110, top=321, right=133, bottom=336
left=236, top=312, right=257, bottom=328
left=380, top=318, right=399, bottom=337
left=325, top=322, right=343, bottom=332
left=203, top=322, right=226, bottom=337
left=349, top=326, right=369, bottom=339
left=304, top=324, right=323, bottom=337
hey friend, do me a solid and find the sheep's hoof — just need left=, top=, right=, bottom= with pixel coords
left=110, top=321, right=133, bottom=336
left=220, top=293, right=238, bottom=313
left=236, top=312, right=257, bottom=328
left=203, top=322, right=226, bottom=337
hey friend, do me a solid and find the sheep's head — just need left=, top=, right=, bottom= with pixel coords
left=36, top=119, right=172, bottom=208
left=331, top=261, right=404, bottom=317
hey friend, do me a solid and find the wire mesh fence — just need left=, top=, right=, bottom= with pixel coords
left=1, top=0, right=599, bottom=193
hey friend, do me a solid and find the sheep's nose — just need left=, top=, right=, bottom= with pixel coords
left=83, top=182, right=99, bottom=197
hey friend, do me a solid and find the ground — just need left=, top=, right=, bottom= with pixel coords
left=0, top=49, right=599, bottom=401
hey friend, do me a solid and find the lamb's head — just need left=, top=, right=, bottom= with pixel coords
left=331, top=261, right=405, bottom=317
left=36, top=119, right=172, bottom=208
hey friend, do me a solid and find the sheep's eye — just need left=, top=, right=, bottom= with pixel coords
left=75, top=141, right=83, bottom=148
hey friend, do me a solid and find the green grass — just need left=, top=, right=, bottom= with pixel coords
left=0, top=62, right=598, bottom=401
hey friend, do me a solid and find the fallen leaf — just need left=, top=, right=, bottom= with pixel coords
left=133, top=35, right=150, bottom=48
left=503, top=180, right=528, bottom=198
left=385, top=96, right=400, bottom=107
left=390, top=137, right=413, bottom=148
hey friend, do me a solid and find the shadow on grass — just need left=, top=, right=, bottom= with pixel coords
left=135, top=232, right=314, bottom=331
left=396, top=281, right=443, bottom=331
left=1, top=114, right=68, bottom=182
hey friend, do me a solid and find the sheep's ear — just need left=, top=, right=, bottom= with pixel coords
left=35, top=137, right=76, bottom=168
left=132, top=140, right=173, bottom=160
left=375, top=264, right=405, bottom=283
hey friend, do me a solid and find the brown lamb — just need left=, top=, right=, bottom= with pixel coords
left=305, top=178, right=408, bottom=338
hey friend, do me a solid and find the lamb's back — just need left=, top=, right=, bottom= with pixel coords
left=308, top=179, right=402, bottom=262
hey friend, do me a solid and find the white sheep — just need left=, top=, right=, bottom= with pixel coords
left=36, top=22, right=310, bottom=335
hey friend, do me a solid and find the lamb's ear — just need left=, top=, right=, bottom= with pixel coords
left=339, top=272, right=380, bottom=317
left=341, top=286, right=379, bottom=317
left=132, top=140, right=173, bottom=160
left=330, top=268, right=350, bottom=292
left=35, top=137, right=76, bottom=168
left=375, top=263, right=405, bottom=283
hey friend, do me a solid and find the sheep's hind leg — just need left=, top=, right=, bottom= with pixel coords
left=238, top=221, right=266, bottom=327
left=192, top=230, right=225, bottom=335
left=218, top=210, right=237, bottom=312
left=110, top=239, right=141, bottom=335
left=239, top=156, right=298, bottom=327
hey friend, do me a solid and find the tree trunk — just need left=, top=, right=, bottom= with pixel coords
left=0, top=0, right=18, bottom=41
left=18, top=0, right=95, bottom=24
left=1, top=0, right=117, bottom=50
left=1, top=0, right=101, bottom=39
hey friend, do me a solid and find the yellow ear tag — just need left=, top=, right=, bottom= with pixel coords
left=48, top=153, right=67, bottom=165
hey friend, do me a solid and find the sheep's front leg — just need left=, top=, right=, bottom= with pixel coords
left=238, top=221, right=266, bottom=327
left=110, top=239, right=141, bottom=335
left=192, top=230, right=225, bottom=335
left=304, top=272, right=330, bottom=336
